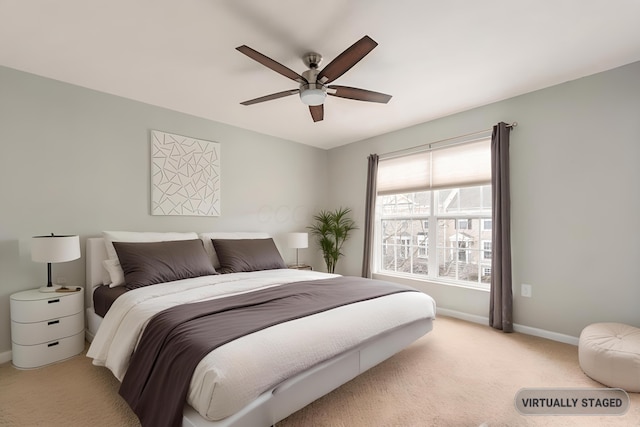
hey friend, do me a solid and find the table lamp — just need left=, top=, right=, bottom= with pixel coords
left=32, top=234, right=81, bottom=292
left=286, top=232, right=308, bottom=267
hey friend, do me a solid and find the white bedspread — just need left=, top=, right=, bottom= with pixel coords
left=87, top=269, right=436, bottom=421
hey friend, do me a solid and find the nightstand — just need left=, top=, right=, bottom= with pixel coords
left=288, top=264, right=312, bottom=270
left=10, top=288, right=85, bottom=369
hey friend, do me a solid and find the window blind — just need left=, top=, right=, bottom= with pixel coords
left=377, top=138, right=491, bottom=195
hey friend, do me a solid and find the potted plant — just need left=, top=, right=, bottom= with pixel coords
left=308, top=207, right=358, bottom=273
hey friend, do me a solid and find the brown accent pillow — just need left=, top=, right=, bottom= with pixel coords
left=113, top=239, right=218, bottom=290
left=212, top=238, right=287, bottom=274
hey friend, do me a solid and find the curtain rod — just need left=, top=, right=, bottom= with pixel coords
left=377, top=122, right=517, bottom=160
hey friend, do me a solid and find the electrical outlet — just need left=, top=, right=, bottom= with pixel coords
left=521, top=283, right=532, bottom=298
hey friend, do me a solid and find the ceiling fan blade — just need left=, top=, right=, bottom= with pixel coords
left=328, top=85, right=392, bottom=103
left=236, top=45, right=307, bottom=84
left=317, top=35, right=378, bottom=84
left=240, top=89, right=299, bottom=106
left=309, top=104, right=324, bottom=122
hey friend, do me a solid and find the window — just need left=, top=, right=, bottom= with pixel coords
left=457, top=219, right=471, bottom=230
left=375, top=136, right=492, bottom=289
left=400, top=235, right=411, bottom=258
left=482, top=240, right=492, bottom=260
left=456, top=240, right=469, bottom=262
left=417, top=233, right=428, bottom=258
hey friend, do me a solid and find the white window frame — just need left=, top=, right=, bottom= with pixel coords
left=374, top=134, right=492, bottom=290
left=376, top=188, right=492, bottom=289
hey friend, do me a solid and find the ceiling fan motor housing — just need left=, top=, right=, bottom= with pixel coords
left=299, top=68, right=327, bottom=106
left=303, top=52, right=322, bottom=69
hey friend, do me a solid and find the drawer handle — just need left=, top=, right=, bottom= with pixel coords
left=48, top=320, right=60, bottom=326
left=48, top=299, right=60, bottom=304
left=47, top=341, right=59, bottom=347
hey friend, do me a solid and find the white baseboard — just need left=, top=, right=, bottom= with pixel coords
left=437, top=308, right=580, bottom=346
left=513, top=323, right=579, bottom=346
left=0, top=349, right=12, bottom=365
left=437, top=308, right=488, bottom=325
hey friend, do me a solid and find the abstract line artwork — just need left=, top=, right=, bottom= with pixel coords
left=151, top=130, right=220, bottom=216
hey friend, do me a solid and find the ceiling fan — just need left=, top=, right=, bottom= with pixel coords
left=236, top=35, right=392, bottom=122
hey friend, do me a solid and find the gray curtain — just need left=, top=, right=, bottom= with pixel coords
left=489, top=122, right=513, bottom=332
left=361, top=154, right=379, bottom=278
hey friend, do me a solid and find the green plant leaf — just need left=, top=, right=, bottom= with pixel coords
left=308, top=206, right=358, bottom=273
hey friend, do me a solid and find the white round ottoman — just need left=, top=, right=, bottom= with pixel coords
left=579, top=322, right=640, bottom=392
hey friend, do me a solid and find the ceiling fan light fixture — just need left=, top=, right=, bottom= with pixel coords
left=299, top=83, right=327, bottom=106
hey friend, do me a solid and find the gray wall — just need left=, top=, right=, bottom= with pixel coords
left=0, top=66, right=328, bottom=354
left=327, top=61, right=640, bottom=339
left=2, top=60, right=639, bottom=355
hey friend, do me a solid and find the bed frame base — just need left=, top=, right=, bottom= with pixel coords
left=182, top=318, right=432, bottom=427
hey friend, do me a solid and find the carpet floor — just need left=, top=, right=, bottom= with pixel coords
left=1, top=316, right=638, bottom=426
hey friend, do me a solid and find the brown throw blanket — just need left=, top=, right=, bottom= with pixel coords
left=119, top=276, right=418, bottom=427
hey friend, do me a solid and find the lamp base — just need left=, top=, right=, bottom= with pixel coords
left=39, top=285, right=61, bottom=293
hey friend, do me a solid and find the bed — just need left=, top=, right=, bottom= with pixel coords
left=84, top=232, right=436, bottom=427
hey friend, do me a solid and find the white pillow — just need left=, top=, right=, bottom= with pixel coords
left=101, top=262, right=112, bottom=286
left=103, top=259, right=125, bottom=287
left=198, top=232, right=270, bottom=269
left=102, top=231, right=199, bottom=287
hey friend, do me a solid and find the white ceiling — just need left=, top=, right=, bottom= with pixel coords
left=2, top=1, right=640, bottom=150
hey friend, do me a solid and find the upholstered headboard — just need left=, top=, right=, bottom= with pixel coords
left=86, top=237, right=108, bottom=310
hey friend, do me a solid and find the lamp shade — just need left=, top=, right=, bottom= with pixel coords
left=31, top=235, right=81, bottom=263
left=286, top=232, right=308, bottom=249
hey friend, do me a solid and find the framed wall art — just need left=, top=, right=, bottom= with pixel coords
left=150, top=130, right=220, bottom=216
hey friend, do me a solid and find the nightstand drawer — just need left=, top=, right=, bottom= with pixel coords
left=12, top=331, right=85, bottom=369
left=11, top=312, right=84, bottom=345
left=10, top=290, right=83, bottom=323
